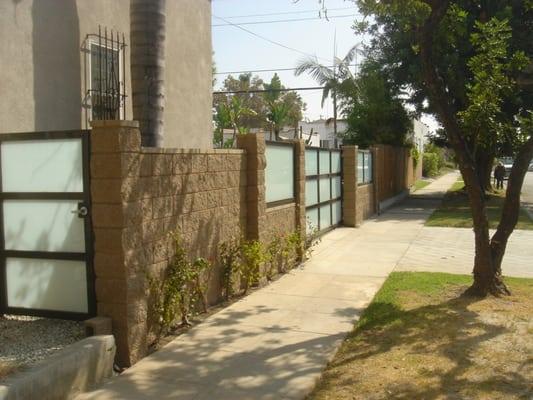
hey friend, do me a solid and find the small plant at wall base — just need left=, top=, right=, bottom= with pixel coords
left=266, top=235, right=284, bottom=277
left=149, top=232, right=214, bottom=338
left=240, top=240, right=267, bottom=294
left=411, top=147, right=420, bottom=169
left=219, top=237, right=242, bottom=301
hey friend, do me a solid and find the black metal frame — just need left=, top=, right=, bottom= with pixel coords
left=265, top=141, right=297, bottom=208
left=305, top=146, right=343, bottom=233
left=358, top=149, right=374, bottom=186
left=0, top=131, right=95, bottom=321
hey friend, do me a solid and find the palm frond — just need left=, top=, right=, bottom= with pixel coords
left=295, top=57, right=334, bottom=84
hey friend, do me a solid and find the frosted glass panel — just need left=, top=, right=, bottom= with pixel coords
left=332, top=200, right=342, bottom=224
left=320, top=204, right=331, bottom=229
left=306, top=208, right=319, bottom=232
left=1, top=138, right=83, bottom=192
left=265, top=145, right=294, bottom=203
left=6, top=258, right=88, bottom=313
left=306, top=180, right=318, bottom=206
left=319, top=178, right=330, bottom=202
left=332, top=176, right=342, bottom=199
left=319, top=150, right=330, bottom=174
left=305, top=149, right=318, bottom=176
left=331, top=152, right=342, bottom=173
left=4, top=200, right=85, bottom=252
left=366, top=152, right=373, bottom=182
left=357, top=153, right=364, bottom=184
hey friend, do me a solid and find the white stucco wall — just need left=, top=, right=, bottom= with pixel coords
left=0, top=0, right=212, bottom=148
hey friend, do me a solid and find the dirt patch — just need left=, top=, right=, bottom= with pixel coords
left=309, top=276, right=533, bottom=400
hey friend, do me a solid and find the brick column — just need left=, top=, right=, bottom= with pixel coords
left=236, top=133, right=267, bottom=241
left=293, top=140, right=306, bottom=237
left=90, top=120, right=147, bottom=367
left=342, top=145, right=358, bottom=227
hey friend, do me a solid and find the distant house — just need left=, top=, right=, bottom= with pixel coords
left=298, top=118, right=347, bottom=149
left=0, top=0, right=212, bottom=148
left=411, top=119, right=430, bottom=153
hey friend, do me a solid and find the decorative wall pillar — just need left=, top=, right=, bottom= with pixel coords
left=342, top=145, right=358, bottom=227
left=293, top=139, right=306, bottom=237
left=236, top=133, right=267, bottom=241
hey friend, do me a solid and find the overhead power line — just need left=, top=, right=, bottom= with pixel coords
left=218, top=6, right=357, bottom=19
left=212, top=14, right=356, bottom=27
left=212, top=14, right=331, bottom=63
left=213, top=87, right=325, bottom=95
left=214, top=64, right=361, bottom=75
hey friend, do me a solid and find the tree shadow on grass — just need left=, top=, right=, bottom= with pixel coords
left=312, top=294, right=532, bottom=399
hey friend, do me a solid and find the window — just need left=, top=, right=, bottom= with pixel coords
left=84, top=28, right=127, bottom=121
left=358, top=150, right=373, bottom=185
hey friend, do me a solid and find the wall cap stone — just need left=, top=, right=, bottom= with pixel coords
left=141, top=147, right=245, bottom=155
left=266, top=203, right=296, bottom=213
left=91, top=120, right=140, bottom=128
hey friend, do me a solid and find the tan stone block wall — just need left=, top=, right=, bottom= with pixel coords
left=356, top=184, right=376, bottom=222
left=90, top=121, right=248, bottom=366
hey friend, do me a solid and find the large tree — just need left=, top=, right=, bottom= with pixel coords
left=356, top=0, right=532, bottom=296
left=130, top=0, right=166, bottom=147
left=341, top=59, right=413, bottom=148
left=213, top=73, right=305, bottom=133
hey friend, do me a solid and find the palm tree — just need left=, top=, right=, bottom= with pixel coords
left=266, top=102, right=290, bottom=141
left=295, top=45, right=359, bottom=136
left=130, top=0, right=166, bottom=147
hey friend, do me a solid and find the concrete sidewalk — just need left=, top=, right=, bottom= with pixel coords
left=77, top=173, right=458, bottom=400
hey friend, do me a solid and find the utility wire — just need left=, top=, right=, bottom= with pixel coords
left=218, top=6, right=356, bottom=19
left=212, top=14, right=331, bottom=63
left=213, top=87, right=325, bottom=95
left=212, top=14, right=356, bottom=27
left=215, top=64, right=361, bottom=75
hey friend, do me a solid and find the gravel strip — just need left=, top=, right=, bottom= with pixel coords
left=0, top=315, right=84, bottom=380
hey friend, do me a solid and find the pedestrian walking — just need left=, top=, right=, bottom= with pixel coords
left=494, top=162, right=506, bottom=190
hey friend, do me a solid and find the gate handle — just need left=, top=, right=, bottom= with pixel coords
left=71, top=205, right=89, bottom=218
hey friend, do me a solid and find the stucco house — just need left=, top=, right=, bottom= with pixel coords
left=298, top=118, right=347, bottom=149
left=0, top=0, right=213, bottom=148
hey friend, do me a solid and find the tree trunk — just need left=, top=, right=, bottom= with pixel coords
left=476, top=150, right=494, bottom=192
left=417, top=1, right=519, bottom=297
left=130, top=0, right=166, bottom=147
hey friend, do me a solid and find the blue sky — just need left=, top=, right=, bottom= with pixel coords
left=211, top=0, right=363, bottom=122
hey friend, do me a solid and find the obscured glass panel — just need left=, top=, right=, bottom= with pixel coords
left=306, top=179, right=318, bottom=206
left=3, top=200, right=85, bottom=252
left=305, top=149, right=318, bottom=176
left=1, top=139, right=83, bottom=192
left=306, top=208, right=319, bottom=233
left=320, top=204, right=331, bottom=229
left=6, top=258, right=88, bottom=313
left=332, top=176, right=342, bottom=199
left=357, top=152, right=364, bottom=184
left=332, top=200, right=342, bottom=224
left=319, top=150, right=330, bottom=174
left=367, top=152, right=373, bottom=182
left=319, top=177, right=330, bottom=202
left=265, top=144, right=294, bottom=203
left=331, top=152, right=342, bottom=173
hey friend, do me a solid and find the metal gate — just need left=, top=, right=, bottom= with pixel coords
left=0, top=131, right=95, bottom=320
left=305, top=147, right=343, bottom=233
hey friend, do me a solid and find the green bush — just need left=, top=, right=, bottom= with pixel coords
left=423, top=152, right=440, bottom=177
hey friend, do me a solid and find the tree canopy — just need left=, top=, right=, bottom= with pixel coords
left=354, top=0, right=533, bottom=296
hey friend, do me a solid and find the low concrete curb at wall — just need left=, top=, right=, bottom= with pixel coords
left=0, top=336, right=115, bottom=400
left=379, top=189, right=409, bottom=213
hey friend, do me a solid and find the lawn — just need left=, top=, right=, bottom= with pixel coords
left=426, top=180, right=533, bottom=230
left=413, top=179, right=431, bottom=191
left=308, top=272, right=533, bottom=400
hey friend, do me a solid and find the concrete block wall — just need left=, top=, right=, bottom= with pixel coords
left=90, top=122, right=303, bottom=366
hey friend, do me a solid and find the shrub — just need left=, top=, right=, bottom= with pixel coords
left=423, top=152, right=440, bottom=177
left=240, top=240, right=267, bottom=294
left=218, top=237, right=241, bottom=301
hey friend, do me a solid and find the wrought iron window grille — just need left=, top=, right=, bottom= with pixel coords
left=82, top=26, right=127, bottom=123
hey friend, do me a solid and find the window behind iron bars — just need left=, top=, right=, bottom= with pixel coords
left=85, top=27, right=127, bottom=121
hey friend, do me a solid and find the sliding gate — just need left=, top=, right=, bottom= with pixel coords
left=0, top=131, right=95, bottom=320
left=305, top=147, right=343, bottom=233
